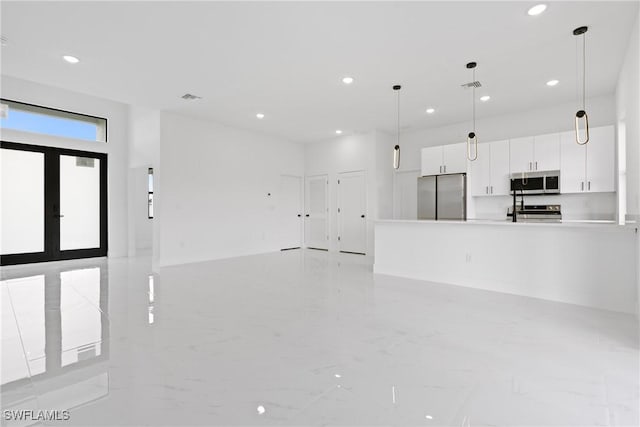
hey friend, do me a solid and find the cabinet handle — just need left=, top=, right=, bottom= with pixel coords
left=439, top=165, right=442, bottom=173
left=485, top=186, right=488, bottom=194
left=444, top=165, right=447, bottom=173
left=529, top=161, right=532, bottom=171
left=490, top=186, right=493, bottom=194
left=535, top=161, right=538, bottom=170
left=581, top=182, right=584, bottom=191
left=588, top=181, right=591, bottom=191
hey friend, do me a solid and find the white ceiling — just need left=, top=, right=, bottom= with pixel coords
left=1, top=1, right=638, bottom=143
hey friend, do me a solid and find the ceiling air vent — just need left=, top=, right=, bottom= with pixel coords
left=461, top=81, right=482, bottom=89
left=181, top=93, right=202, bottom=100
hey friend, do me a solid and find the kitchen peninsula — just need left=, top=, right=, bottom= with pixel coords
left=374, top=219, right=638, bottom=314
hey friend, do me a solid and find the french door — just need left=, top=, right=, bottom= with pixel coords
left=1, top=142, right=107, bottom=265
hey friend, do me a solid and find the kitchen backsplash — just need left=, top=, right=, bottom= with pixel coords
left=470, top=192, right=617, bottom=221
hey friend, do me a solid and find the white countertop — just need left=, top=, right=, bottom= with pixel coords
left=376, top=218, right=637, bottom=230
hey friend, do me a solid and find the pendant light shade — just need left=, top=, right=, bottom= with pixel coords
left=574, top=26, right=589, bottom=145
left=466, top=62, right=478, bottom=161
left=393, top=85, right=402, bottom=169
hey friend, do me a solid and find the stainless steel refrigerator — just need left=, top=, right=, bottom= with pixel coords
left=417, top=174, right=467, bottom=220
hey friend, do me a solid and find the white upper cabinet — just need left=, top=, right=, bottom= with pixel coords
left=586, top=126, right=615, bottom=192
left=560, top=131, right=585, bottom=193
left=509, top=137, right=534, bottom=173
left=489, top=140, right=510, bottom=195
left=421, top=146, right=443, bottom=176
left=443, top=143, right=467, bottom=174
left=421, top=143, right=467, bottom=176
left=510, top=135, right=559, bottom=173
left=533, top=133, right=561, bottom=171
left=469, top=142, right=491, bottom=196
left=469, top=140, right=509, bottom=196
left=560, top=125, right=615, bottom=193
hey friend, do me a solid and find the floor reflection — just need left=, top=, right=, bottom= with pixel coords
left=1, top=264, right=109, bottom=424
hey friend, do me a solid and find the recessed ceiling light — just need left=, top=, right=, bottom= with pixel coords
left=546, top=79, right=559, bottom=86
left=342, top=77, right=354, bottom=85
left=426, top=108, right=435, bottom=114
left=527, top=4, right=547, bottom=16
left=480, top=95, right=491, bottom=102
left=256, top=113, right=265, bottom=119
left=335, top=130, right=343, bottom=134
left=63, top=55, right=79, bottom=64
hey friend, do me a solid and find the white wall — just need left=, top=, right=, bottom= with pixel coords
left=127, top=106, right=161, bottom=257
left=156, top=112, right=304, bottom=267
left=304, top=131, right=394, bottom=255
left=616, top=11, right=640, bottom=221
left=391, top=95, right=617, bottom=221
left=0, top=76, right=129, bottom=258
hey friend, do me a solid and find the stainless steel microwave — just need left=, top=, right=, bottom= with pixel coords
left=510, top=170, right=560, bottom=195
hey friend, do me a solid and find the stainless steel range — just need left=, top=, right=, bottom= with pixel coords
left=507, top=204, right=562, bottom=222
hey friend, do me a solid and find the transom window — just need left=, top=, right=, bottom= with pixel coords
left=0, top=99, right=107, bottom=142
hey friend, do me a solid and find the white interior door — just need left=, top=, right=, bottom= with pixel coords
left=393, top=169, right=419, bottom=219
left=338, top=171, right=366, bottom=254
left=305, top=175, right=328, bottom=250
left=278, top=175, right=303, bottom=250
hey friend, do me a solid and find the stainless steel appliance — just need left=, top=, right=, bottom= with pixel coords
left=417, top=173, right=466, bottom=220
left=510, top=170, right=560, bottom=195
left=507, top=204, right=562, bottom=222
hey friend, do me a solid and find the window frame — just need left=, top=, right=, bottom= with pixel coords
left=0, top=98, right=108, bottom=143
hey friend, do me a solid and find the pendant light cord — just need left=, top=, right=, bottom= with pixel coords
left=582, top=32, right=586, bottom=110
left=472, top=68, right=476, bottom=132
left=396, top=89, right=400, bottom=145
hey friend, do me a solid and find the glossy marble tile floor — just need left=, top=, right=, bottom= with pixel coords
left=1, top=249, right=638, bottom=426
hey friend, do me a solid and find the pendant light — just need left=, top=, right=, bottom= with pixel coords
left=573, top=26, right=589, bottom=145
left=393, top=84, right=401, bottom=169
left=466, top=62, right=478, bottom=161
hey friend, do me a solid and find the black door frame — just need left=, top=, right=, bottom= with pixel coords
left=1, top=141, right=108, bottom=265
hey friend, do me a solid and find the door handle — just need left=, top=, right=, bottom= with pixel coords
left=581, top=182, right=584, bottom=191
left=361, top=214, right=365, bottom=218
left=588, top=181, right=591, bottom=191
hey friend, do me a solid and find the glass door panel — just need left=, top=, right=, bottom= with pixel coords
left=59, top=155, right=101, bottom=251
left=0, top=148, right=45, bottom=255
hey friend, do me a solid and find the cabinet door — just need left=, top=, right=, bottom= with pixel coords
left=489, top=140, right=511, bottom=195
left=533, top=133, right=560, bottom=171
left=560, top=131, right=586, bottom=193
left=586, top=125, right=615, bottom=192
left=421, top=146, right=443, bottom=176
left=509, top=137, right=534, bottom=173
left=443, top=142, right=467, bottom=174
left=469, top=142, right=491, bottom=196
